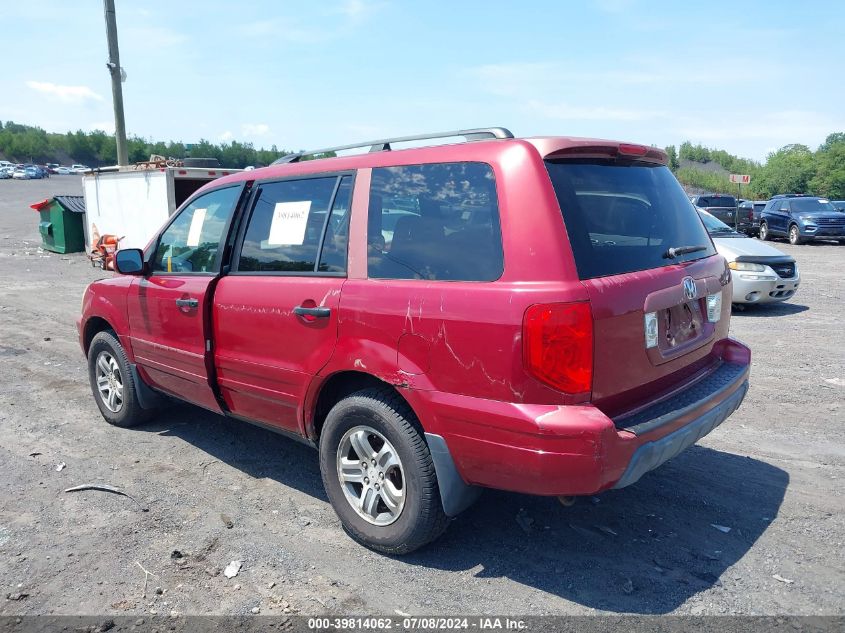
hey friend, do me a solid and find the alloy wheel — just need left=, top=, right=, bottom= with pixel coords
left=95, top=351, right=124, bottom=413
left=336, top=425, right=406, bottom=526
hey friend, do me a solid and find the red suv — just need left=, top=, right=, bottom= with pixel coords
left=78, top=128, right=750, bottom=554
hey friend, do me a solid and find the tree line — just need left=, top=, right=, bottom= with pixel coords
left=666, top=133, right=845, bottom=199
left=2, top=120, right=843, bottom=198
left=0, top=121, right=292, bottom=169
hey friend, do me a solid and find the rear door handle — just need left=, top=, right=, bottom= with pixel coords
left=293, top=305, right=331, bottom=318
left=175, top=297, right=199, bottom=308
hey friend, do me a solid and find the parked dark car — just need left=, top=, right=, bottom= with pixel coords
left=77, top=128, right=749, bottom=554
left=760, top=196, right=845, bottom=244
left=737, top=200, right=766, bottom=236
left=689, top=194, right=743, bottom=231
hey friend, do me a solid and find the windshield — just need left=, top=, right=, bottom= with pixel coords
left=791, top=199, right=837, bottom=213
left=545, top=160, right=716, bottom=279
left=697, top=210, right=739, bottom=236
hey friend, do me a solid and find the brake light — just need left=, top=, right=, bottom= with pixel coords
left=523, top=302, right=593, bottom=394
left=618, top=143, right=648, bottom=156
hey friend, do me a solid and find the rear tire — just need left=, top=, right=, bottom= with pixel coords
left=759, top=221, right=771, bottom=241
left=87, top=331, right=151, bottom=428
left=319, top=387, right=448, bottom=554
left=788, top=224, right=805, bottom=245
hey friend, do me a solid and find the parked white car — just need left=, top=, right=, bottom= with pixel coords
left=71, top=164, right=91, bottom=174
left=698, top=209, right=799, bottom=305
left=54, top=166, right=72, bottom=175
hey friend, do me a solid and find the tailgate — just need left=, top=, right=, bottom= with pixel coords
left=544, top=156, right=731, bottom=417
left=583, top=254, right=730, bottom=416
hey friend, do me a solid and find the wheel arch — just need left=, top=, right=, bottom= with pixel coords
left=307, top=370, right=418, bottom=442
left=82, top=316, right=116, bottom=355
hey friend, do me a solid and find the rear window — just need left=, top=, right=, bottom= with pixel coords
left=697, top=195, right=736, bottom=208
left=545, top=160, right=716, bottom=280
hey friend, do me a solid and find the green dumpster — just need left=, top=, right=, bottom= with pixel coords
left=30, top=196, right=86, bottom=254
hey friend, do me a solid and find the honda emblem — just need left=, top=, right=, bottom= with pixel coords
left=682, top=277, right=696, bottom=301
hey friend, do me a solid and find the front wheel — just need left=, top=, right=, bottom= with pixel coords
left=319, top=388, right=448, bottom=554
left=87, top=331, right=151, bottom=428
left=788, top=224, right=805, bottom=245
left=759, top=221, right=770, bottom=241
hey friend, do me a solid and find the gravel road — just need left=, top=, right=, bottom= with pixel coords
left=0, top=178, right=843, bottom=617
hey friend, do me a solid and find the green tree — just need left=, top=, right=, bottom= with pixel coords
left=754, top=144, right=815, bottom=198
left=665, top=145, right=679, bottom=171
left=810, top=139, right=845, bottom=198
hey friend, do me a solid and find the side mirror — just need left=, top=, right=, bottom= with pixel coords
left=114, top=248, right=146, bottom=275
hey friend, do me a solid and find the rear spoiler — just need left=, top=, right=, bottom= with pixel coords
left=543, top=142, right=668, bottom=165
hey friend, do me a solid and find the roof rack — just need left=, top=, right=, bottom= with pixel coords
left=271, top=127, right=514, bottom=165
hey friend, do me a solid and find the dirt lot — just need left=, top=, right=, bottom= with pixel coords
left=0, top=178, right=843, bottom=617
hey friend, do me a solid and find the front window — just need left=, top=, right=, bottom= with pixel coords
left=152, top=186, right=241, bottom=273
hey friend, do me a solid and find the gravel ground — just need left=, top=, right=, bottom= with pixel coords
left=0, top=178, right=843, bottom=617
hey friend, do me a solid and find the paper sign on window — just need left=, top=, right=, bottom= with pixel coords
left=186, top=208, right=207, bottom=247
left=268, top=200, right=311, bottom=246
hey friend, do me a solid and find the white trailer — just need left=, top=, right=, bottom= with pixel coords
left=82, top=166, right=240, bottom=250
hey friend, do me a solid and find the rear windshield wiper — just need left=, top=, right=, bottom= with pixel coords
left=663, top=245, right=708, bottom=259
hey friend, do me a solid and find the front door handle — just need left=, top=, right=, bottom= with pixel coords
left=293, top=305, right=331, bottom=318
left=175, top=297, right=199, bottom=308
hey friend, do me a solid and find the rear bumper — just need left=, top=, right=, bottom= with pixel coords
left=420, top=338, right=750, bottom=497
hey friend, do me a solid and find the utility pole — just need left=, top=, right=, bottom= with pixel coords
left=104, top=0, right=128, bottom=166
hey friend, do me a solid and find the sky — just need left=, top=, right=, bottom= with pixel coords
left=1, top=0, right=843, bottom=162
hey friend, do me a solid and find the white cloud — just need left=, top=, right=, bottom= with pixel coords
left=241, top=123, right=270, bottom=137
left=219, top=130, right=234, bottom=141
left=26, top=81, right=103, bottom=103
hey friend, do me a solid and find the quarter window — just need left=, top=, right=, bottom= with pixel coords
left=152, top=186, right=240, bottom=273
left=237, top=176, right=352, bottom=273
left=368, top=162, right=503, bottom=281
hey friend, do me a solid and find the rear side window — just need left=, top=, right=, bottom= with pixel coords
left=236, top=175, right=352, bottom=273
left=368, top=162, right=503, bottom=281
left=545, top=160, right=716, bottom=280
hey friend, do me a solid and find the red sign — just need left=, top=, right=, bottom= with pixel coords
left=729, top=174, right=751, bottom=184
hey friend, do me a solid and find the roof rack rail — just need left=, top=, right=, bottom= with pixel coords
left=271, top=127, right=514, bottom=165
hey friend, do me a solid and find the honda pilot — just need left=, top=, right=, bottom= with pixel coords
left=78, top=128, right=750, bottom=553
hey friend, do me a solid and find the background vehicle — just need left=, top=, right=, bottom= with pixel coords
left=12, top=167, right=31, bottom=180
left=737, top=200, right=766, bottom=236
left=0, top=167, right=12, bottom=179
left=54, top=166, right=72, bottom=175
left=690, top=194, right=743, bottom=231
left=79, top=129, right=750, bottom=554
left=833, top=200, right=845, bottom=211
left=81, top=165, right=241, bottom=249
left=698, top=209, right=798, bottom=304
left=760, top=196, right=845, bottom=244
left=71, top=164, right=91, bottom=173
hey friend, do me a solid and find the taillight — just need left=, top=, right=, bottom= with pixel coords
left=617, top=143, right=648, bottom=156
left=523, top=302, right=593, bottom=395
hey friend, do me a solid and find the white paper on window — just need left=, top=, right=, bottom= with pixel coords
left=268, top=200, right=311, bottom=246
left=186, top=208, right=207, bottom=247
